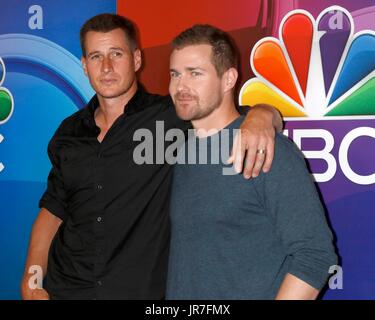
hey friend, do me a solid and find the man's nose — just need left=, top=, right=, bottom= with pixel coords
left=176, top=76, right=189, bottom=92
left=101, top=56, right=113, bottom=73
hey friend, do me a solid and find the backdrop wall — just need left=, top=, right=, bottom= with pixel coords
left=0, top=0, right=374, bottom=299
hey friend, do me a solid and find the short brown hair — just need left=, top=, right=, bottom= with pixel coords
left=172, top=24, right=238, bottom=76
left=80, top=13, right=138, bottom=56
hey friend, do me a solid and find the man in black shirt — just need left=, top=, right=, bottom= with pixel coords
left=21, top=14, right=282, bottom=300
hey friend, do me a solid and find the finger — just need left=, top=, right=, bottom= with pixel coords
left=242, top=147, right=257, bottom=179
left=251, top=148, right=266, bottom=177
left=262, top=137, right=275, bottom=173
left=227, top=132, right=239, bottom=164
left=233, top=132, right=246, bottom=173
left=242, top=132, right=261, bottom=179
left=227, top=154, right=234, bottom=164
left=251, top=136, right=268, bottom=177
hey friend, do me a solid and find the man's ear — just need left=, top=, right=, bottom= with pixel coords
left=223, top=67, right=238, bottom=93
left=81, top=57, right=88, bottom=76
left=133, top=49, right=142, bottom=72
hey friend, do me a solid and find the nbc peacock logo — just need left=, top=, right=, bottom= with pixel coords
left=240, top=6, right=375, bottom=119
left=0, top=57, right=14, bottom=125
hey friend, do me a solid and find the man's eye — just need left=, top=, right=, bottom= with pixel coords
left=191, top=71, right=201, bottom=77
left=90, top=55, right=100, bottom=60
left=111, top=51, right=122, bottom=58
left=170, top=71, right=179, bottom=78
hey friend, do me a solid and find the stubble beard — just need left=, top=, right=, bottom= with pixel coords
left=175, top=92, right=223, bottom=121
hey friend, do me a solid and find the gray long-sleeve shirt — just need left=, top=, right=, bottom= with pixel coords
left=166, top=116, right=337, bottom=300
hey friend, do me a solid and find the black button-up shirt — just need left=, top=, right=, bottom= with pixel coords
left=39, top=87, right=189, bottom=299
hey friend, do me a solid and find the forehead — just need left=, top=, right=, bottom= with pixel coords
left=85, top=28, right=129, bottom=52
left=171, top=44, right=214, bottom=67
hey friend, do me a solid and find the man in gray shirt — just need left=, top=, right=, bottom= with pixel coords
left=166, top=24, right=337, bottom=299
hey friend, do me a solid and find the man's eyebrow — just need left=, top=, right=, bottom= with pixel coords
left=186, top=67, right=205, bottom=71
left=109, top=47, right=125, bottom=51
left=169, top=67, right=206, bottom=73
left=87, top=47, right=125, bottom=57
left=87, top=51, right=101, bottom=57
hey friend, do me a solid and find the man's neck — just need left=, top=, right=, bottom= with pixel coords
left=96, top=81, right=138, bottom=129
left=192, top=99, right=240, bottom=138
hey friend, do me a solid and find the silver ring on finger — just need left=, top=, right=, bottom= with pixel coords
left=256, top=148, right=266, bottom=155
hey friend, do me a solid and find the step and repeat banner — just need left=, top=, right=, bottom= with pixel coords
left=0, top=0, right=374, bottom=299
left=0, top=0, right=116, bottom=299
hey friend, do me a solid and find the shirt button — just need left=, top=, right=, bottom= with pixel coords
left=96, top=184, right=103, bottom=190
left=97, top=280, right=102, bottom=286
left=97, top=216, right=102, bottom=223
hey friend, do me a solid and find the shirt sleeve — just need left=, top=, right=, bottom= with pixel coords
left=258, top=134, right=338, bottom=290
left=39, top=127, right=68, bottom=222
left=237, top=105, right=251, bottom=115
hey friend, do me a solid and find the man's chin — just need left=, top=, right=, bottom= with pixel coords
left=176, top=109, right=194, bottom=121
left=175, top=103, right=196, bottom=121
left=97, top=90, right=127, bottom=100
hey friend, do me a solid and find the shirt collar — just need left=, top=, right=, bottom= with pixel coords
left=80, top=85, right=146, bottom=128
